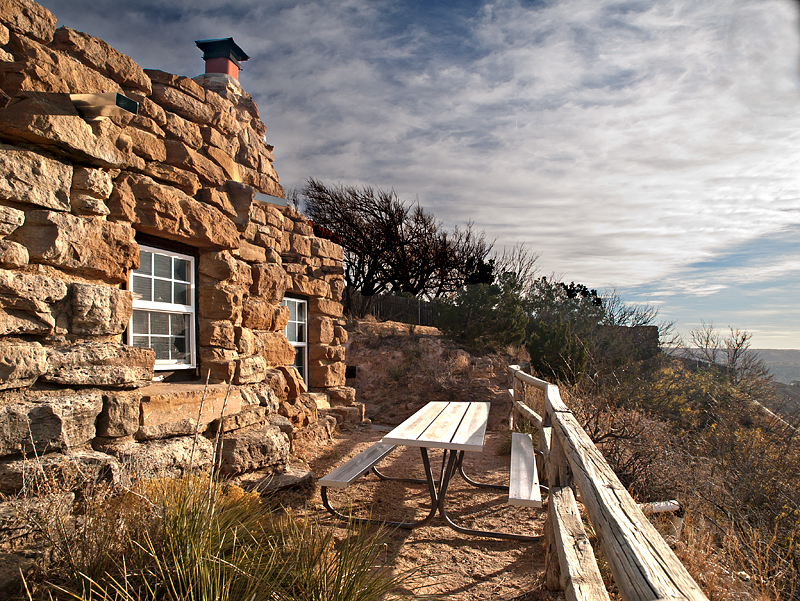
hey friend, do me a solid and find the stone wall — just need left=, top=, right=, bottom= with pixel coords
left=0, top=0, right=359, bottom=487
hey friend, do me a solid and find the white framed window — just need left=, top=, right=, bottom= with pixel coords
left=281, top=297, right=307, bottom=383
left=129, top=245, right=196, bottom=370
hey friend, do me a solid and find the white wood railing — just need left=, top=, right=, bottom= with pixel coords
left=507, top=365, right=707, bottom=601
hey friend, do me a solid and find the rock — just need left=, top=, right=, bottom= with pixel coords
left=232, top=240, right=266, bottom=264
left=198, top=250, right=252, bottom=285
left=0, top=341, right=45, bottom=389
left=200, top=124, right=239, bottom=157
left=0, top=143, right=72, bottom=210
left=0, top=268, right=68, bottom=335
left=0, top=391, right=103, bottom=457
left=241, top=299, right=278, bottom=330
left=278, top=366, right=307, bottom=398
left=50, top=26, right=151, bottom=94
left=96, top=390, right=141, bottom=438
left=287, top=274, right=329, bottom=298
left=310, top=237, right=343, bottom=261
left=71, top=167, right=113, bottom=199
left=235, top=463, right=313, bottom=495
left=0, top=239, right=27, bottom=268
left=163, top=139, right=225, bottom=187
left=205, top=145, right=239, bottom=181
left=198, top=319, right=236, bottom=349
left=134, top=418, right=197, bottom=441
left=71, top=283, right=132, bottom=335
left=0, top=0, right=57, bottom=43
left=0, top=94, right=129, bottom=168
left=198, top=280, right=243, bottom=323
left=263, top=369, right=289, bottom=401
left=145, top=69, right=205, bottom=101
left=139, top=382, right=243, bottom=431
left=8, top=210, right=137, bottom=283
left=323, top=403, right=365, bottom=424
left=141, top=162, right=201, bottom=196
left=309, top=345, right=346, bottom=363
left=309, top=316, right=335, bottom=345
left=127, top=127, right=166, bottom=162
left=109, top=172, right=239, bottom=249
left=151, top=82, right=213, bottom=125
left=236, top=355, right=267, bottom=384
left=217, top=425, right=289, bottom=476
left=268, top=413, right=293, bottom=434
left=327, top=386, right=357, bottom=405
left=240, top=380, right=282, bottom=411
left=162, top=110, right=203, bottom=149
left=0, top=205, right=24, bottom=237
left=250, top=263, right=290, bottom=303
left=0, top=449, right=120, bottom=495
left=309, top=297, right=343, bottom=318
left=329, top=278, right=345, bottom=301
left=43, top=342, right=155, bottom=389
left=138, top=96, right=166, bottom=126
left=208, top=405, right=269, bottom=434
left=309, top=362, right=346, bottom=388
left=0, top=32, right=120, bottom=95
left=334, top=325, right=348, bottom=344
left=70, top=193, right=110, bottom=216
left=255, top=331, right=295, bottom=367
left=109, top=435, right=213, bottom=477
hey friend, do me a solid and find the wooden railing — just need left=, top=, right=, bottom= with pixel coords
left=507, top=365, right=708, bottom=601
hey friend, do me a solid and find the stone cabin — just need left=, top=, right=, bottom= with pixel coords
left=0, top=0, right=359, bottom=487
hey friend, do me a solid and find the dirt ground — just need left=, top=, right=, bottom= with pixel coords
left=294, top=404, right=563, bottom=601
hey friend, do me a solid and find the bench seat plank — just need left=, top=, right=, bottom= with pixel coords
left=509, top=432, right=542, bottom=507
left=319, top=442, right=396, bottom=489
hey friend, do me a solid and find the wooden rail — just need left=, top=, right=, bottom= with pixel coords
left=507, top=365, right=708, bottom=601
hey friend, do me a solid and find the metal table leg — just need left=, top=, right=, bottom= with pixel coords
left=438, top=451, right=542, bottom=542
left=456, top=452, right=508, bottom=491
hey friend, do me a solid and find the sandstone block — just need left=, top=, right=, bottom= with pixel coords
left=138, top=97, right=167, bottom=126
left=235, top=326, right=256, bottom=355
left=309, top=345, right=346, bottom=363
left=263, top=369, right=289, bottom=401
left=162, top=110, right=203, bottom=149
left=70, top=193, right=110, bottom=216
left=96, top=390, right=141, bottom=438
left=71, top=167, right=113, bottom=199
left=201, top=125, right=240, bottom=155
left=324, top=404, right=364, bottom=424
left=334, top=325, right=348, bottom=344
left=205, top=145, right=239, bottom=181
left=255, top=331, right=295, bottom=367
left=139, top=382, right=242, bottom=430
left=145, top=69, right=205, bottom=101
left=309, top=316, right=334, bottom=345
left=163, top=139, right=225, bottom=186
left=293, top=220, right=313, bottom=236
left=43, top=343, right=154, bottom=389
left=0, top=341, right=45, bottom=390
left=110, top=435, right=213, bottom=477
left=0, top=0, right=56, bottom=43
left=0, top=144, right=71, bottom=210
left=198, top=281, right=243, bottom=323
left=262, top=205, right=284, bottom=229
left=109, top=172, right=238, bottom=249
left=309, top=362, right=346, bottom=388
left=135, top=418, right=196, bottom=441
left=218, top=425, right=289, bottom=476
left=203, top=359, right=236, bottom=383
left=240, top=381, right=281, bottom=410
left=311, top=237, right=344, bottom=261
left=288, top=274, right=329, bottom=298
left=250, top=263, right=289, bottom=303
left=0, top=268, right=68, bottom=335
left=0, top=205, right=24, bottom=237
left=277, top=366, right=307, bottom=398
left=198, top=250, right=252, bottom=285
left=272, top=303, right=290, bottom=331
left=236, top=355, right=267, bottom=384
left=288, top=234, right=311, bottom=257
left=208, top=405, right=269, bottom=434
left=198, top=319, right=236, bottom=349
left=0, top=239, right=27, bottom=268
left=151, top=82, right=213, bottom=124
left=268, top=413, right=293, bottom=434
left=279, top=394, right=317, bottom=427
left=0, top=392, right=102, bottom=457
left=141, top=162, right=201, bottom=196
left=327, top=386, right=357, bottom=406
left=127, top=127, right=166, bottom=162
left=233, top=240, right=266, bottom=264
left=51, top=26, right=151, bottom=94
left=239, top=165, right=283, bottom=198
left=8, top=210, right=137, bottom=283
left=0, top=449, right=120, bottom=495
left=71, top=283, right=132, bottom=335
left=329, top=278, right=345, bottom=301
left=309, top=297, right=343, bottom=318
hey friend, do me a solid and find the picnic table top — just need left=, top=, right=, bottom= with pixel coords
left=381, top=401, right=490, bottom=452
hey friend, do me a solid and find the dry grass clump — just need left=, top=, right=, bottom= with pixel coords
left=6, top=459, right=433, bottom=601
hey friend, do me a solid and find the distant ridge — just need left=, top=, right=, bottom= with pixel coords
left=754, top=349, right=800, bottom=385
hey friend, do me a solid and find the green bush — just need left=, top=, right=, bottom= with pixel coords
left=527, top=317, right=587, bottom=385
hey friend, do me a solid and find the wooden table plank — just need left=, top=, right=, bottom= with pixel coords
left=418, top=402, right=470, bottom=446
left=382, top=401, right=448, bottom=445
left=450, top=402, right=489, bottom=451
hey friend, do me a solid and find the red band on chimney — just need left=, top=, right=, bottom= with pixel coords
left=205, top=57, right=239, bottom=80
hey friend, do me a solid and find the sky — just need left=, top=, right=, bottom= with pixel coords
left=38, top=0, right=800, bottom=349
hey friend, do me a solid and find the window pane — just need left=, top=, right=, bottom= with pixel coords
left=294, top=347, right=305, bottom=378
left=153, top=279, right=171, bottom=303
left=296, top=322, right=305, bottom=343
left=174, top=258, right=189, bottom=282
left=132, top=276, right=151, bottom=302
left=286, top=322, right=297, bottom=343
left=137, top=251, right=152, bottom=275
left=297, top=302, right=306, bottom=322
left=154, top=254, right=171, bottom=278
left=150, top=312, right=170, bottom=335
left=151, top=337, right=170, bottom=361
left=288, top=300, right=297, bottom=321
left=171, top=336, right=187, bottom=360
left=132, top=335, right=149, bottom=349
left=173, top=282, right=189, bottom=306
left=132, top=310, right=149, bottom=334
left=171, top=314, right=186, bottom=337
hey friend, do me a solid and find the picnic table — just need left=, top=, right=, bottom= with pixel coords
left=320, top=401, right=541, bottom=541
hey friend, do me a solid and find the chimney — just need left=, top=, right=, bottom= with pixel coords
left=195, top=37, right=250, bottom=81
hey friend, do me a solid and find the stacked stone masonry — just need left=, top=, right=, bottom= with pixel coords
left=0, top=0, right=359, bottom=487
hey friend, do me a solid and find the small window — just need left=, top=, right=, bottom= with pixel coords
left=129, top=246, right=196, bottom=370
left=281, top=297, right=307, bottom=383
